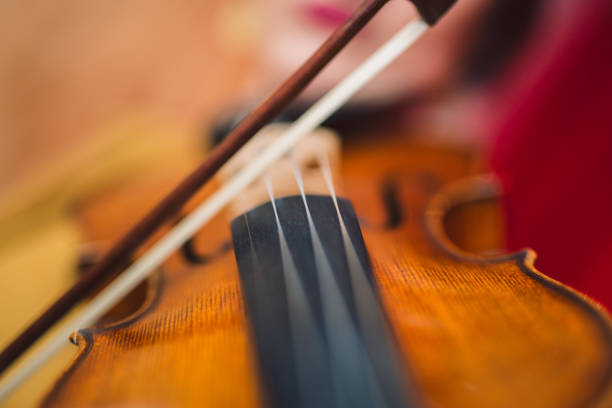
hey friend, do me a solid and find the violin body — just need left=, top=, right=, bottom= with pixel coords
left=43, top=136, right=612, bottom=407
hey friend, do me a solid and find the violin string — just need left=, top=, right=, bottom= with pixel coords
left=290, top=158, right=384, bottom=406
left=319, top=151, right=387, bottom=334
left=319, top=151, right=402, bottom=404
left=0, top=17, right=427, bottom=400
left=264, top=175, right=330, bottom=404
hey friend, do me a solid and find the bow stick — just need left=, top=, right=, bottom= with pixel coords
left=0, top=0, right=455, bottom=399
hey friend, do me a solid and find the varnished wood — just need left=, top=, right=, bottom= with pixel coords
left=43, top=138, right=612, bottom=407
left=441, top=179, right=506, bottom=255
left=0, top=0, right=393, bottom=373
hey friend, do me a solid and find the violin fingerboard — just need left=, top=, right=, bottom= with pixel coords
left=231, top=195, right=418, bottom=408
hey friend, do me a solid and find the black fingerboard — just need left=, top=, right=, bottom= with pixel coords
left=231, top=195, right=417, bottom=408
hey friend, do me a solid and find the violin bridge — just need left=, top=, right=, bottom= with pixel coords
left=218, top=124, right=342, bottom=217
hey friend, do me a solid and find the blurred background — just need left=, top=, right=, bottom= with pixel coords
left=1, top=0, right=611, bottom=405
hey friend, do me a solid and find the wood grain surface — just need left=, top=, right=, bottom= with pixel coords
left=43, top=137, right=612, bottom=407
left=0, top=2, right=254, bottom=404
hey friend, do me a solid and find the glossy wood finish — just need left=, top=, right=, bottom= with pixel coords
left=43, top=137, right=612, bottom=407
left=0, top=0, right=392, bottom=373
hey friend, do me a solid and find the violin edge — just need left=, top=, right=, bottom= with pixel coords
left=423, top=173, right=612, bottom=408
left=40, top=271, right=165, bottom=408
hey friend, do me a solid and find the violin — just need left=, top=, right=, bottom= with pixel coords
left=40, top=129, right=612, bottom=407
left=1, top=0, right=612, bottom=406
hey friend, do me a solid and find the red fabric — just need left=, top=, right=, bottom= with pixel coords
left=490, top=0, right=612, bottom=310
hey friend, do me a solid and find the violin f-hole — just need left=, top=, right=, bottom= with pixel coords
left=380, top=176, right=404, bottom=229
left=180, top=237, right=232, bottom=265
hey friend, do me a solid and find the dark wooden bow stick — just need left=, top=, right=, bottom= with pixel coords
left=0, top=0, right=455, bottom=375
